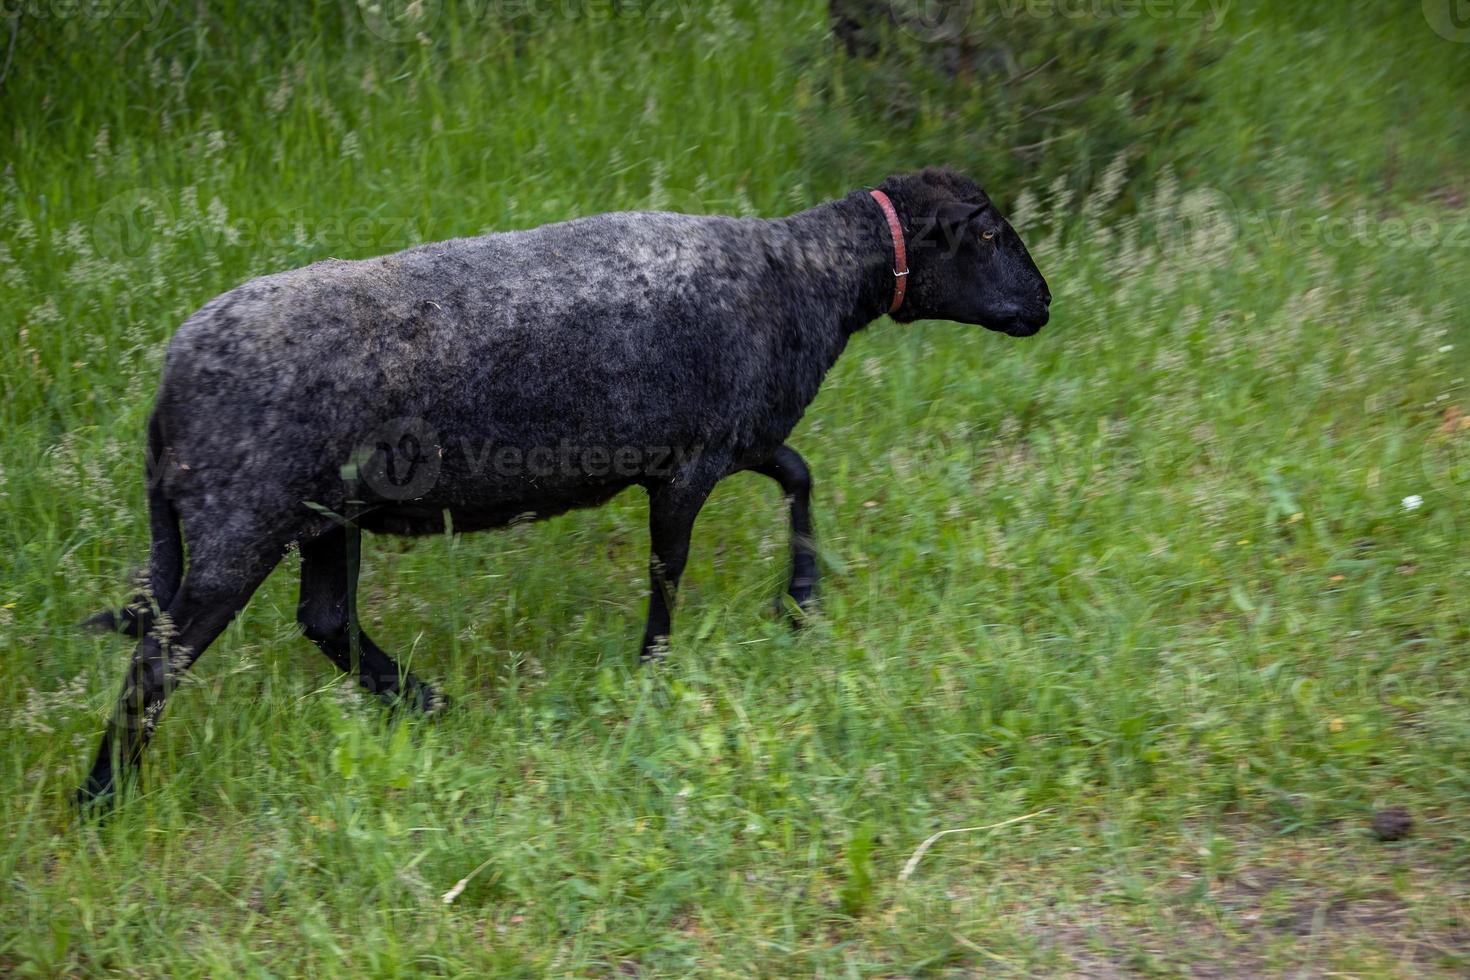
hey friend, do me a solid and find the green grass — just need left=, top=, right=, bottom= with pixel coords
left=3, top=1, right=1469, bottom=974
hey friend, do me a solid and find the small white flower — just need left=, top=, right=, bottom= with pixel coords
left=1402, top=495, right=1423, bottom=512
left=1439, top=345, right=1454, bottom=354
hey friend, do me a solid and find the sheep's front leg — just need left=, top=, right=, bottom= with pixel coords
left=752, top=444, right=818, bottom=617
left=640, top=477, right=716, bottom=662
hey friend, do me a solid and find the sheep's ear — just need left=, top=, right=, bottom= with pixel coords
left=924, top=201, right=986, bottom=256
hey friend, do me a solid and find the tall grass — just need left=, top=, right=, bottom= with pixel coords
left=2, top=1, right=1468, bottom=973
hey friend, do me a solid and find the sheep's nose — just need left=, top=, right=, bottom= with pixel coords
left=1040, top=287, right=1052, bottom=307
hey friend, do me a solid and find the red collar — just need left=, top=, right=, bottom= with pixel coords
left=868, top=189, right=908, bottom=315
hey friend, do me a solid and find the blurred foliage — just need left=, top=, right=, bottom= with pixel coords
left=809, top=0, right=1223, bottom=198
left=4, top=0, right=1465, bottom=208
left=809, top=0, right=1470, bottom=206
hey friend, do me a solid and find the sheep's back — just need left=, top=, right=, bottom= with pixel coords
left=154, top=211, right=793, bottom=505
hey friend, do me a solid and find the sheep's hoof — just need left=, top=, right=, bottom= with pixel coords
left=74, top=779, right=118, bottom=819
left=382, top=677, right=451, bottom=716
left=640, top=637, right=672, bottom=665
left=779, top=592, right=818, bottom=629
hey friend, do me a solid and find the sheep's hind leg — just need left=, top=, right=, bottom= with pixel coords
left=640, top=471, right=720, bottom=662
left=77, top=545, right=280, bottom=810
left=751, top=444, right=819, bottom=620
left=297, top=525, right=447, bottom=713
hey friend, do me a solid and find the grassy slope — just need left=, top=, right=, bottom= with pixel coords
left=2, top=1, right=1468, bottom=974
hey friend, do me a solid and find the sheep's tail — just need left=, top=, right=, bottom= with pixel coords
left=81, top=411, right=184, bottom=637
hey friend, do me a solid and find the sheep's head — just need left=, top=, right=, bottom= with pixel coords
left=875, top=169, right=1050, bottom=336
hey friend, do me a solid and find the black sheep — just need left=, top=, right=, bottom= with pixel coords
left=78, top=168, right=1051, bottom=807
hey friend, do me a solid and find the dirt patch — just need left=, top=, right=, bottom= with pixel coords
left=1027, top=828, right=1470, bottom=977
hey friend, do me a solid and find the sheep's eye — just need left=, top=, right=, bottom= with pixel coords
left=980, top=229, right=995, bottom=241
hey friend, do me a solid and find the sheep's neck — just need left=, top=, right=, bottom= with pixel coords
left=739, top=196, right=905, bottom=436
left=776, top=193, right=903, bottom=336
left=776, top=192, right=911, bottom=345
